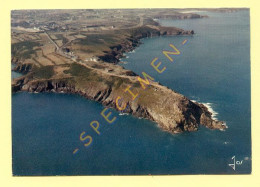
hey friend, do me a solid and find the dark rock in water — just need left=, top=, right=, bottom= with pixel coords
left=12, top=63, right=32, bottom=74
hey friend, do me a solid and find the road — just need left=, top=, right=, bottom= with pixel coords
left=44, top=32, right=59, bottom=51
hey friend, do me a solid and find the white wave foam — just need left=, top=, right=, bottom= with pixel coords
left=222, top=122, right=228, bottom=128
left=119, top=113, right=129, bottom=116
left=191, top=100, right=218, bottom=120
left=129, top=50, right=135, bottom=53
left=201, top=102, right=218, bottom=120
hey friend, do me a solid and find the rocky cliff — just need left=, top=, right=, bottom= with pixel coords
left=11, top=23, right=226, bottom=134
left=99, top=26, right=194, bottom=63
left=12, top=63, right=32, bottom=74
left=12, top=63, right=226, bottom=134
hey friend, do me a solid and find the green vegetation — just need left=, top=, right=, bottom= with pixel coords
left=64, top=63, right=92, bottom=77
left=11, top=41, right=40, bottom=59
left=105, top=76, right=131, bottom=89
left=109, top=76, right=133, bottom=89
left=130, top=26, right=158, bottom=37
left=63, top=63, right=135, bottom=90
left=136, top=86, right=159, bottom=106
left=42, top=63, right=142, bottom=100
left=64, top=63, right=104, bottom=84
left=77, top=34, right=119, bottom=46
left=33, top=65, right=55, bottom=79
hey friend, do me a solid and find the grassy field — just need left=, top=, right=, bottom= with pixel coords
left=32, top=65, right=55, bottom=79
left=11, top=41, right=41, bottom=59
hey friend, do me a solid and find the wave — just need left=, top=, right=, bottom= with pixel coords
left=119, top=113, right=129, bottom=116
left=202, top=102, right=219, bottom=120
left=223, top=141, right=230, bottom=145
left=129, top=50, right=135, bottom=53
left=191, top=100, right=218, bottom=120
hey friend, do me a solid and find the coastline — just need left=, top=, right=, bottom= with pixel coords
left=10, top=8, right=251, bottom=176
left=12, top=59, right=227, bottom=134
left=97, top=26, right=195, bottom=64
left=11, top=17, right=226, bottom=135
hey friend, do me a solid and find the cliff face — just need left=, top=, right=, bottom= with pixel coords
left=11, top=23, right=226, bottom=134
left=12, top=63, right=32, bottom=74
left=12, top=63, right=226, bottom=134
left=99, top=26, right=194, bottom=64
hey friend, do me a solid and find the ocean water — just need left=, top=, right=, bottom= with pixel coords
left=12, top=10, right=251, bottom=175
left=11, top=64, right=23, bottom=79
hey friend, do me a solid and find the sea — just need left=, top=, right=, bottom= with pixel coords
left=12, top=10, right=251, bottom=175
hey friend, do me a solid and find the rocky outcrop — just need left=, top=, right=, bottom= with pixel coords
left=99, top=26, right=194, bottom=64
left=99, top=38, right=141, bottom=63
left=12, top=71, right=226, bottom=134
left=12, top=63, right=32, bottom=74
left=11, top=22, right=225, bottom=135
